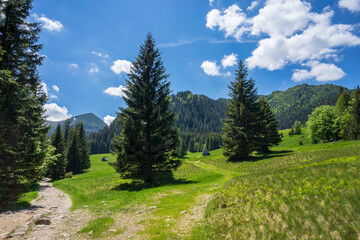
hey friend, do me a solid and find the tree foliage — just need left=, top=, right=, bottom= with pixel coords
left=222, top=61, right=260, bottom=161
left=0, top=0, right=50, bottom=207
left=49, top=124, right=66, bottom=180
left=113, top=34, right=180, bottom=184
left=307, top=105, right=340, bottom=144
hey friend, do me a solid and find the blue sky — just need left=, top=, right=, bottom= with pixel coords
left=32, top=0, right=360, bottom=124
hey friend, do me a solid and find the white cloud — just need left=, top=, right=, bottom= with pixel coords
left=111, top=60, right=132, bottom=75
left=103, top=115, right=116, bottom=126
left=206, top=1, right=360, bottom=82
left=201, top=60, right=231, bottom=76
left=221, top=53, right=238, bottom=68
left=49, top=94, right=58, bottom=100
left=339, top=0, right=360, bottom=12
left=209, top=0, right=214, bottom=7
left=91, top=51, right=109, bottom=58
left=89, top=66, right=99, bottom=73
left=44, top=103, right=71, bottom=122
left=206, top=5, right=251, bottom=40
left=247, top=1, right=259, bottom=11
left=33, top=14, right=63, bottom=32
left=292, top=61, right=345, bottom=82
left=103, top=85, right=127, bottom=97
left=52, top=85, right=59, bottom=93
left=69, top=63, right=78, bottom=69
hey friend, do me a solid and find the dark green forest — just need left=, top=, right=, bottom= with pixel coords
left=88, top=83, right=353, bottom=154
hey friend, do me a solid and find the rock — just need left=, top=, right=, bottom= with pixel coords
left=88, top=230, right=93, bottom=235
left=181, top=210, right=187, bottom=214
left=165, top=219, right=170, bottom=222
left=148, top=206, right=157, bottom=210
left=82, top=205, right=89, bottom=208
left=11, top=232, right=26, bottom=237
left=61, top=233, right=70, bottom=237
left=109, top=229, right=117, bottom=233
left=35, top=218, right=51, bottom=225
left=101, top=201, right=106, bottom=204
left=104, top=203, right=107, bottom=206
left=3, top=211, right=12, bottom=214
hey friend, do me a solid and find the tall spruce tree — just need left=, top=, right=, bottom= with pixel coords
left=257, top=97, right=281, bottom=153
left=341, top=86, right=360, bottom=140
left=222, top=61, right=259, bottom=161
left=50, top=124, right=66, bottom=180
left=76, top=122, right=90, bottom=171
left=66, top=128, right=80, bottom=174
left=63, top=119, right=71, bottom=147
left=0, top=0, right=49, bottom=207
left=112, top=34, right=180, bottom=184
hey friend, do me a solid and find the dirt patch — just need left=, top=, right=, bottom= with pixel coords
left=175, top=193, right=212, bottom=238
left=0, top=178, right=72, bottom=239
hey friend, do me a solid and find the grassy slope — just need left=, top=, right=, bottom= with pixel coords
left=53, top=127, right=360, bottom=239
left=1, top=183, right=39, bottom=212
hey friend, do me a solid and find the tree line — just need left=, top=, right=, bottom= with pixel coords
left=307, top=87, right=360, bottom=143
left=49, top=120, right=90, bottom=180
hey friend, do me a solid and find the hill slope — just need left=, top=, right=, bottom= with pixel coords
left=47, top=113, right=107, bottom=136
left=88, top=84, right=351, bottom=154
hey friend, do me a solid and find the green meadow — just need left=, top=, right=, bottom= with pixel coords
left=53, top=128, right=360, bottom=239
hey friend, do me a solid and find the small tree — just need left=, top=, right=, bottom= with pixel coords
left=222, top=61, right=259, bottom=161
left=307, top=105, right=340, bottom=143
left=76, top=122, right=90, bottom=171
left=340, top=86, right=360, bottom=140
left=113, top=34, right=180, bottom=184
left=294, top=121, right=302, bottom=135
left=257, top=97, right=281, bottom=153
left=49, top=124, right=66, bottom=180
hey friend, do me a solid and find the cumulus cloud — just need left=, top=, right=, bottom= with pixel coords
left=33, top=14, right=63, bottom=32
left=292, top=61, right=345, bottom=82
left=221, top=53, right=238, bottom=68
left=111, top=60, right=132, bottom=75
left=91, top=51, right=109, bottom=58
left=52, top=85, right=59, bottom=93
left=69, top=63, right=78, bottom=69
left=103, top=115, right=116, bottom=126
left=201, top=60, right=230, bottom=76
left=209, top=0, right=214, bottom=7
left=89, top=65, right=99, bottom=73
left=103, top=85, right=127, bottom=97
left=247, top=1, right=259, bottom=11
left=339, top=0, right=360, bottom=12
left=206, top=0, right=360, bottom=82
left=44, top=103, right=71, bottom=122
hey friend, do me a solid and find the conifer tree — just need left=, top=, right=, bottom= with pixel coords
left=76, top=122, right=90, bottom=171
left=66, top=128, right=80, bottom=174
left=294, top=121, right=302, bottom=135
left=113, top=34, right=180, bottom=184
left=49, top=124, right=66, bottom=180
left=187, top=138, right=195, bottom=153
left=257, top=97, right=281, bottom=153
left=0, top=0, right=49, bottom=207
left=336, top=89, right=351, bottom=115
left=222, top=61, right=259, bottom=161
left=179, top=139, right=187, bottom=158
left=63, top=119, right=71, bottom=147
left=340, top=86, right=360, bottom=140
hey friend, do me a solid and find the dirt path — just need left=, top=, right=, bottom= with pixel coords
left=0, top=178, right=72, bottom=239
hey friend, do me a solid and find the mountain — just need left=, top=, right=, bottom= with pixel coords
left=265, top=84, right=350, bottom=129
left=47, top=113, right=107, bottom=136
left=87, top=84, right=352, bottom=154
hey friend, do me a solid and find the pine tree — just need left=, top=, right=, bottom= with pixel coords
left=222, top=61, right=259, bottom=161
left=0, top=0, right=49, bottom=207
left=179, top=139, right=187, bottom=158
left=257, top=97, right=281, bottom=153
left=63, top=119, right=71, bottom=147
left=187, top=138, right=195, bottom=153
left=49, top=124, right=66, bottom=180
left=76, top=122, right=90, bottom=171
left=335, top=89, right=351, bottom=115
left=66, top=128, right=80, bottom=174
left=112, top=34, right=180, bottom=184
left=341, top=86, right=360, bottom=140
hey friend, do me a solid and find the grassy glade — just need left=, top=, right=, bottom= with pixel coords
left=191, top=128, right=360, bottom=239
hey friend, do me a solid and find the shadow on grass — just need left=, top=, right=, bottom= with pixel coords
left=227, top=150, right=293, bottom=163
left=112, top=172, right=196, bottom=192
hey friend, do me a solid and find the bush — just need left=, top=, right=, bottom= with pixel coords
left=299, top=140, right=303, bottom=145
left=65, top=172, right=73, bottom=178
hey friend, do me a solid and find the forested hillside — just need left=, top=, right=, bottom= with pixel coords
left=88, top=84, right=351, bottom=154
left=265, top=84, right=349, bottom=129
